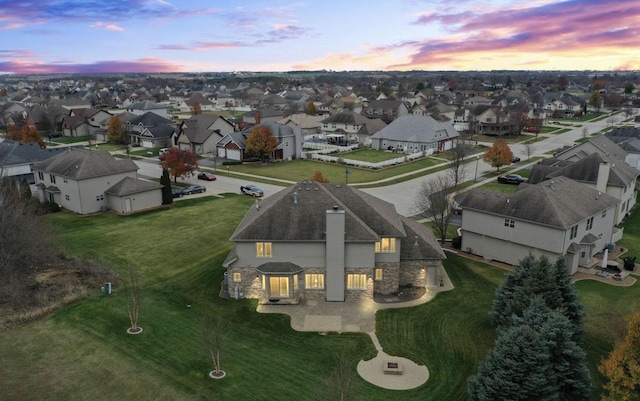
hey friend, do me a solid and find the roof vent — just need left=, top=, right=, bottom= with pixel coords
left=506, top=198, right=510, bottom=204
left=414, top=236, right=419, bottom=246
left=332, top=205, right=339, bottom=210
left=293, top=191, right=298, bottom=204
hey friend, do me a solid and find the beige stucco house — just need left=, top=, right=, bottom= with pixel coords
left=223, top=181, right=446, bottom=304
left=459, top=177, right=619, bottom=275
left=33, top=149, right=163, bottom=215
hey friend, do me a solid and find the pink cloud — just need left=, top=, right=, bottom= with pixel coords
left=0, top=57, right=183, bottom=74
left=157, top=41, right=246, bottom=51
left=90, top=22, right=124, bottom=31
left=392, top=0, right=640, bottom=69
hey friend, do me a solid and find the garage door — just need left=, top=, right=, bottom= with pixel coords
left=226, top=149, right=241, bottom=160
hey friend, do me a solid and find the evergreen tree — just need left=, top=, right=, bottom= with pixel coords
left=160, top=168, right=173, bottom=205
left=468, top=325, right=558, bottom=401
left=513, top=299, right=592, bottom=401
left=552, top=257, right=585, bottom=341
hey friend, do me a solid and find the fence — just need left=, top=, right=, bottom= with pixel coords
left=302, top=142, right=433, bottom=169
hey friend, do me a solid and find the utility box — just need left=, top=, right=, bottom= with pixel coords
left=102, top=282, right=112, bottom=295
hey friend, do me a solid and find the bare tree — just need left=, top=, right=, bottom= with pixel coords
left=447, top=139, right=468, bottom=187
left=81, top=119, right=96, bottom=149
left=413, top=174, right=456, bottom=242
left=318, top=350, right=356, bottom=401
left=0, top=178, right=54, bottom=309
left=202, top=316, right=225, bottom=378
left=523, top=143, right=536, bottom=161
left=581, top=127, right=588, bottom=139
left=126, top=266, right=142, bottom=334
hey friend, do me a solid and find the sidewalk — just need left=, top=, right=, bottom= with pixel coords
left=257, top=268, right=455, bottom=390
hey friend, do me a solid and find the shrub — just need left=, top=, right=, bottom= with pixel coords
left=452, top=236, right=462, bottom=249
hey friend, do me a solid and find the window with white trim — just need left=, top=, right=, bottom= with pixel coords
left=232, top=272, right=241, bottom=282
left=375, top=238, right=396, bottom=253
left=570, top=225, right=578, bottom=239
left=374, top=268, right=383, bottom=281
left=504, top=218, right=515, bottom=228
left=347, top=274, right=367, bottom=290
left=256, top=242, right=272, bottom=258
left=586, top=217, right=593, bottom=231
left=305, top=274, right=324, bottom=289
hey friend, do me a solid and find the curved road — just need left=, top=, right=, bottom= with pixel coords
left=135, top=111, right=632, bottom=214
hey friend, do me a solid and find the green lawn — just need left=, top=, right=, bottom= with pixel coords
left=51, top=136, right=91, bottom=144
left=0, top=196, right=638, bottom=400
left=618, top=205, right=640, bottom=257
left=338, top=149, right=403, bottom=162
left=228, top=157, right=446, bottom=184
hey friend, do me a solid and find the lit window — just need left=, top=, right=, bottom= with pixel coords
left=305, top=274, right=324, bottom=289
left=232, top=272, right=241, bottom=282
left=374, top=268, right=383, bottom=281
left=570, top=225, right=578, bottom=239
left=504, top=219, right=515, bottom=228
left=256, top=242, right=272, bottom=258
left=293, top=275, right=298, bottom=291
left=375, top=238, right=396, bottom=253
left=347, top=274, right=367, bottom=290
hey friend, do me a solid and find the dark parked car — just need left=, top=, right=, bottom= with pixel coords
left=181, top=185, right=206, bottom=195
left=497, top=174, right=527, bottom=185
left=512, top=156, right=521, bottom=163
left=197, top=172, right=217, bottom=181
left=171, top=188, right=184, bottom=198
left=240, top=184, right=264, bottom=197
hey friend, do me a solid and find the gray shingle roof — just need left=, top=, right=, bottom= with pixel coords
left=230, top=181, right=444, bottom=260
left=370, top=115, right=459, bottom=143
left=461, top=176, right=619, bottom=229
left=104, top=176, right=162, bottom=196
left=32, top=148, right=137, bottom=180
left=0, top=140, right=78, bottom=167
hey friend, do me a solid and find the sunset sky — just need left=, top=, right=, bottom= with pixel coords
left=1, top=0, right=639, bottom=75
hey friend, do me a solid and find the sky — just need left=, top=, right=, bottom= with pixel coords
left=0, top=0, right=639, bottom=75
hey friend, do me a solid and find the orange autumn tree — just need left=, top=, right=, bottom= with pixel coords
left=160, top=148, right=199, bottom=183
left=245, top=126, right=277, bottom=163
left=191, top=101, right=202, bottom=115
left=311, top=170, right=329, bottom=183
left=21, top=125, right=45, bottom=148
left=599, top=310, right=640, bottom=401
left=483, top=139, right=513, bottom=172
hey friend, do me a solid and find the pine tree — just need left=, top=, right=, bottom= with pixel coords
left=468, top=325, right=558, bottom=401
left=552, top=257, right=585, bottom=341
left=513, top=299, right=592, bottom=401
left=160, top=168, right=173, bottom=205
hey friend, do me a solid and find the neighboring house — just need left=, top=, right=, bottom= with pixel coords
left=126, top=100, right=169, bottom=118
left=216, top=122, right=302, bottom=161
left=124, top=112, right=177, bottom=148
left=277, top=113, right=325, bottom=138
left=320, top=111, right=386, bottom=146
left=242, top=107, right=285, bottom=125
left=172, top=114, right=235, bottom=155
left=33, top=148, right=162, bottom=215
left=473, top=106, right=511, bottom=136
left=460, top=177, right=619, bottom=275
left=361, top=100, right=409, bottom=124
left=605, top=127, right=640, bottom=170
left=223, top=181, right=446, bottom=303
left=61, top=108, right=112, bottom=137
left=529, top=152, right=638, bottom=225
left=370, top=115, right=459, bottom=153
left=0, top=140, right=79, bottom=183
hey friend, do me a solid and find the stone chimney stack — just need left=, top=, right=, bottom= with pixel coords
left=596, top=162, right=610, bottom=193
left=255, top=109, right=261, bottom=125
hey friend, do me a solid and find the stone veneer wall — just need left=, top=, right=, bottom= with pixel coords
left=374, top=262, right=400, bottom=295
left=344, top=267, right=374, bottom=300
left=399, top=260, right=441, bottom=287
left=298, top=268, right=327, bottom=302
left=227, top=266, right=262, bottom=299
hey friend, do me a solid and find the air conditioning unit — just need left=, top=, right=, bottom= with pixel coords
left=100, top=205, right=109, bottom=212
left=466, top=247, right=473, bottom=253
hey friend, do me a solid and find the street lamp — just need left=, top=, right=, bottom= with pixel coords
left=474, top=155, right=480, bottom=182
left=344, top=169, right=351, bottom=185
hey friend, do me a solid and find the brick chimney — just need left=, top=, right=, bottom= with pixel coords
left=254, top=109, right=261, bottom=125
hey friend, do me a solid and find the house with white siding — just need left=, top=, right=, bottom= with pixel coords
left=459, top=177, right=619, bottom=275
left=370, top=115, right=459, bottom=153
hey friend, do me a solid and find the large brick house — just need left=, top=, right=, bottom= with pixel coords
left=223, top=181, right=446, bottom=304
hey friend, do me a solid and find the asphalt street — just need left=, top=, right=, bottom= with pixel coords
left=134, top=112, right=632, bottom=215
